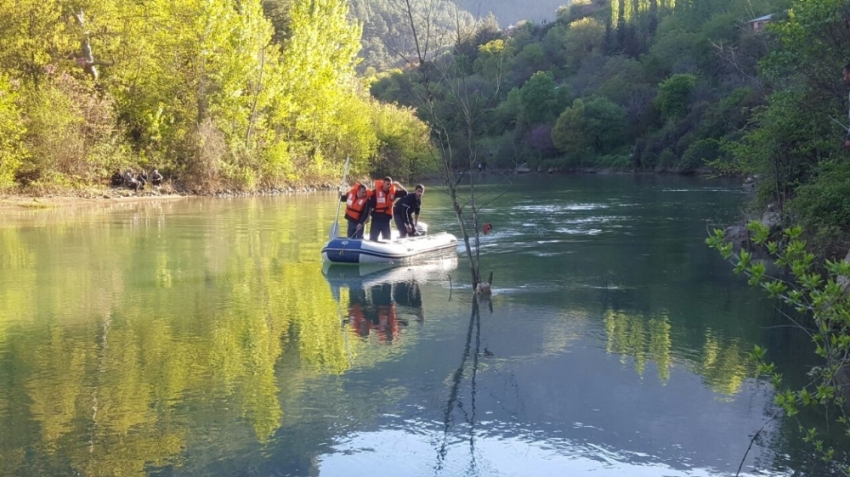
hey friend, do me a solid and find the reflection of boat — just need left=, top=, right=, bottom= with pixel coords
left=321, top=222, right=458, bottom=264
left=324, top=258, right=458, bottom=341
left=322, top=257, right=458, bottom=290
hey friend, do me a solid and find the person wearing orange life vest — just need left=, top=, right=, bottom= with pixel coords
left=368, top=176, right=407, bottom=241
left=339, top=183, right=372, bottom=238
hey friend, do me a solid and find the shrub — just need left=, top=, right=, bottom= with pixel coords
left=0, top=74, right=26, bottom=189
left=790, top=160, right=850, bottom=245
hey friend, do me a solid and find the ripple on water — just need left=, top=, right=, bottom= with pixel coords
left=555, top=227, right=603, bottom=235
left=514, top=203, right=609, bottom=213
left=320, top=425, right=780, bottom=477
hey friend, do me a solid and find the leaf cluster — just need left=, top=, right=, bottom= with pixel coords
left=707, top=223, right=850, bottom=473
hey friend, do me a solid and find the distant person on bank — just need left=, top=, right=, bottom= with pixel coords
left=340, top=182, right=372, bottom=239
left=369, top=177, right=407, bottom=241
left=151, top=169, right=163, bottom=187
left=111, top=169, right=123, bottom=187
left=394, top=184, right=424, bottom=238
left=124, top=170, right=140, bottom=191
left=136, top=170, right=148, bottom=189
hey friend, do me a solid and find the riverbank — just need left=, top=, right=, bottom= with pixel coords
left=0, top=168, right=743, bottom=213
left=0, top=181, right=345, bottom=212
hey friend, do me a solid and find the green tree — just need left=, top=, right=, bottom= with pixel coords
left=552, top=98, right=588, bottom=160
left=273, top=0, right=363, bottom=173
left=0, top=75, right=26, bottom=188
left=564, top=17, right=605, bottom=68
left=370, top=101, right=438, bottom=180
left=553, top=97, right=628, bottom=159
left=583, top=97, right=628, bottom=152
left=473, top=39, right=514, bottom=95
left=541, top=24, right=568, bottom=66
left=518, top=71, right=557, bottom=131
left=0, top=0, right=73, bottom=86
left=654, top=73, right=696, bottom=120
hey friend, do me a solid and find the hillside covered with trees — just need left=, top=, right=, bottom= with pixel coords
left=370, top=0, right=850, bottom=255
left=0, top=0, right=439, bottom=194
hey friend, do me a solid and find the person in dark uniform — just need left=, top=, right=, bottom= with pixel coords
left=136, top=170, right=148, bottom=189
left=340, top=183, right=372, bottom=238
left=393, top=184, right=423, bottom=238
left=124, top=170, right=140, bottom=191
left=151, top=169, right=163, bottom=187
left=369, top=176, right=407, bottom=241
left=111, top=169, right=123, bottom=186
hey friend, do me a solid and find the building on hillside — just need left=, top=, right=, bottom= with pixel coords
left=746, top=13, right=775, bottom=32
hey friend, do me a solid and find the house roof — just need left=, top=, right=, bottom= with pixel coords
left=747, top=14, right=774, bottom=23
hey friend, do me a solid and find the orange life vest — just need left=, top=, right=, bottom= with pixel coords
left=376, top=303, right=398, bottom=342
left=349, top=303, right=370, bottom=337
left=372, top=180, right=397, bottom=216
left=345, top=184, right=370, bottom=221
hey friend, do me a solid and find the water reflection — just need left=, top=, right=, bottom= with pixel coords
left=323, top=258, right=456, bottom=343
left=436, top=299, right=483, bottom=475
left=1, top=177, right=846, bottom=476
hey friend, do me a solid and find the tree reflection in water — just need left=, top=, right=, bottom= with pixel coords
left=323, top=258, right=489, bottom=474
left=436, top=298, right=484, bottom=476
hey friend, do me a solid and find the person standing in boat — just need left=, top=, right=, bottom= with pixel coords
left=393, top=184, right=423, bottom=238
left=340, top=182, right=372, bottom=239
left=369, top=176, right=407, bottom=241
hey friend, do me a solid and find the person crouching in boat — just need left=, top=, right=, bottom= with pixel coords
left=341, top=183, right=372, bottom=239
left=369, top=177, right=407, bottom=241
left=393, top=184, right=424, bottom=238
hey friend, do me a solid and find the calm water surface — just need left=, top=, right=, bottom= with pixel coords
left=0, top=175, right=836, bottom=476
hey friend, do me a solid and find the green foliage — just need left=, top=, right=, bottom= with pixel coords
left=0, top=0, right=74, bottom=85
left=0, top=0, right=442, bottom=191
left=552, top=98, right=588, bottom=161
left=655, top=74, right=696, bottom=121
left=512, top=43, right=548, bottom=82
left=370, top=102, right=437, bottom=180
left=345, top=0, right=475, bottom=73
left=725, top=0, right=848, bottom=222
left=474, top=39, right=515, bottom=82
left=541, top=25, right=568, bottom=66
left=0, top=75, right=26, bottom=188
left=729, top=89, right=833, bottom=208
left=564, top=17, right=605, bottom=68
left=708, top=223, right=850, bottom=472
left=18, top=72, right=124, bottom=185
left=552, top=97, right=627, bottom=160
left=790, top=160, right=850, bottom=243
left=679, top=138, right=721, bottom=172
left=0, top=0, right=807, bottom=192
left=486, top=87, right=522, bottom=135
left=518, top=71, right=558, bottom=130
left=582, top=97, right=628, bottom=151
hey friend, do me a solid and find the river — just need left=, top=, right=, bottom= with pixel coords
left=0, top=174, right=838, bottom=476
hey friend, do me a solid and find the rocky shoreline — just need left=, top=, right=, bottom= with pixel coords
left=0, top=181, right=347, bottom=211
left=0, top=168, right=744, bottom=211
